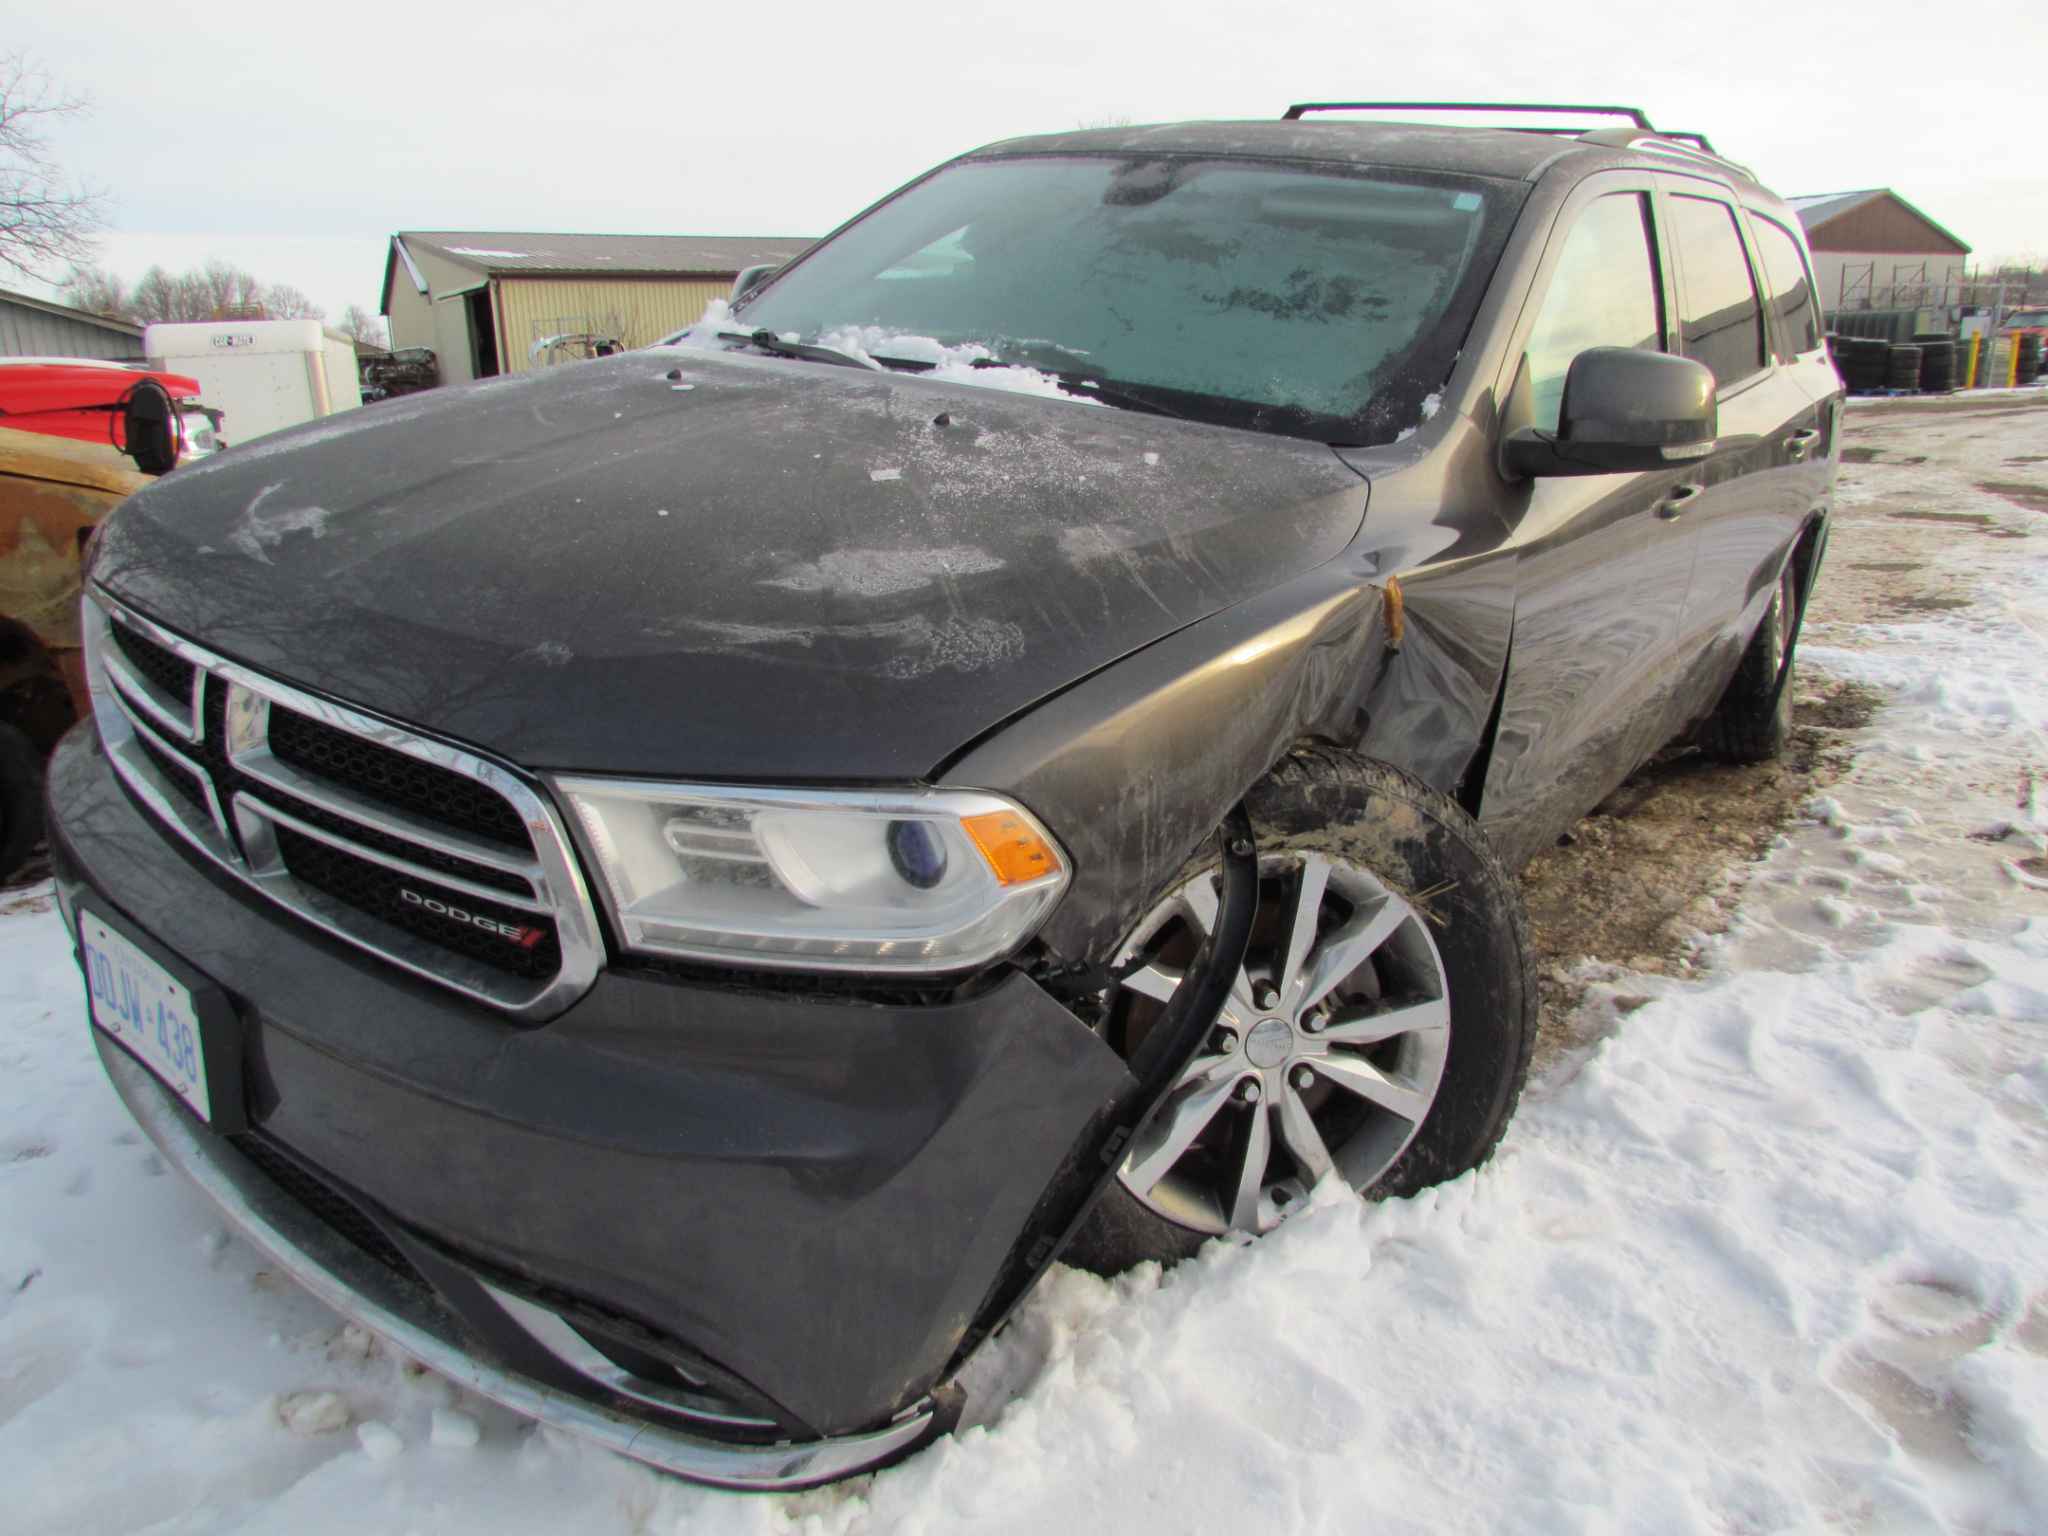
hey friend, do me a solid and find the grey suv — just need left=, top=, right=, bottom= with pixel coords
left=48, top=102, right=1837, bottom=1487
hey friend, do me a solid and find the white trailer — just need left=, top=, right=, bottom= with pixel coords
left=142, top=320, right=362, bottom=445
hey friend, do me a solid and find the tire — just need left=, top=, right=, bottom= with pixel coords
left=0, top=722, right=44, bottom=884
left=1697, top=555, right=1800, bottom=764
left=1063, top=749, right=1537, bottom=1275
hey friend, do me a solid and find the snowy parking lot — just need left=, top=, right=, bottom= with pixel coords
left=2, top=395, right=2044, bottom=1535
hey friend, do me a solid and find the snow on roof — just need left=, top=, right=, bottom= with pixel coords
left=397, top=231, right=815, bottom=279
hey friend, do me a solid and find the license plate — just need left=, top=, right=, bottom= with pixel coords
left=81, top=911, right=212, bottom=1122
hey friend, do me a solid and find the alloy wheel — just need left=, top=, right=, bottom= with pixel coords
left=1109, top=850, right=1453, bottom=1236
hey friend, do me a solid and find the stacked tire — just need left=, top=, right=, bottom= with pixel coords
left=1829, top=336, right=1889, bottom=393
left=1885, top=343, right=1923, bottom=392
left=1915, top=337, right=1957, bottom=393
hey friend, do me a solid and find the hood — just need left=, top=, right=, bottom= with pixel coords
left=94, top=350, right=1367, bottom=781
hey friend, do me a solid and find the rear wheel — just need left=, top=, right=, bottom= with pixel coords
left=1063, top=750, right=1535, bottom=1275
left=1698, top=555, right=1801, bottom=764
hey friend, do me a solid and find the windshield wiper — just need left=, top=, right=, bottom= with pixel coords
left=716, top=330, right=882, bottom=372
left=1041, top=373, right=1195, bottom=422
left=968, top=343, right=1194, bottom=421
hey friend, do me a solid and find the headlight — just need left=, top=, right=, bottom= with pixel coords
left=554, top=779, right=1069, bottom=973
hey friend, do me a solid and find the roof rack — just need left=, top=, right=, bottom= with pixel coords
left=1282, top=101, right=1654, bottom=128
left=1281, top=101, right=1746, bottom=177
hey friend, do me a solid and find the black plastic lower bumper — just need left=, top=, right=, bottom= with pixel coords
left=45, top=723, right=1130, bottom=1452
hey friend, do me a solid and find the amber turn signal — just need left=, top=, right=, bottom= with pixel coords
left=962, top=809, right=1063, bottom=885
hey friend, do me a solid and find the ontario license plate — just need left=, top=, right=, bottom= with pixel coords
left=81, top=911, right=211, bottom=1122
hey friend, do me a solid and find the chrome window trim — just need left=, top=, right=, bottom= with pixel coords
left=84, top=589, right=605, bottom=1022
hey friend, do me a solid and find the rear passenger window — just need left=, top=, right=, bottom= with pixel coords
left=1668, top=195, right=1767, bottom=384
left=1523, top=193, right=1664, bottom=433
left=1752, top=215, right=1822, bottom=358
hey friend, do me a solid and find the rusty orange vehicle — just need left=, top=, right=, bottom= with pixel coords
left=1, top=425, right=153, bottom=879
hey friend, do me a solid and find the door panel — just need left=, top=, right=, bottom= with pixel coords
left=1659, top=189, right=1810, bottom=729
left=1478, top=463, right=1699, bottom=868
left=1475, top=180, right=1700, bottom=869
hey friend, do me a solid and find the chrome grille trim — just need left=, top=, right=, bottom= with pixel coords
left=230, top=739, right=539, bottom=880
left=246, top=796, right=551, bottom=914
left=98, top=681, right=235, bottom=861
left=85, top=590, right=605, bottom=1021
left=102, top=609, right=204, bottom=744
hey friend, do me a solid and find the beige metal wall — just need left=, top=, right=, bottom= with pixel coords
left=494, top=277, right=729, bottom=372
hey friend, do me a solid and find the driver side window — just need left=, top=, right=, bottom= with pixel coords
left=1525, top=193, right=1665, bottom=432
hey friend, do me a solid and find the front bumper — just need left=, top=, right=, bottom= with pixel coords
left=46, top=722, right=1130, bottom=1485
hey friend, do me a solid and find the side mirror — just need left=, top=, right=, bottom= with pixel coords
left=730, top=263, right=780, bottom=304
left=1503, top=347, right=1717, bottom=478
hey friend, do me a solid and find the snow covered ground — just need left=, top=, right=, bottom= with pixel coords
left=2, top=398, right=2044, bottom=1534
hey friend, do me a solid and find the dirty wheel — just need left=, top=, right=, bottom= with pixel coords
left=1698, top=554, right=1800, bottom=765
left=1063, top=750, right=1535, bottom=1275
left=0, top=722, right=44, bottom=884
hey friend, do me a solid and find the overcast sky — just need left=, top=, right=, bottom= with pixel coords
left=13, top=0, right=2046, bottom=321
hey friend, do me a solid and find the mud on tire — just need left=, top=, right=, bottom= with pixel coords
left=1063, top=748, right=1537, bottom=1276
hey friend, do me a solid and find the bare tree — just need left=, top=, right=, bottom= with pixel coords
left=0, top=54, right=105, bottom=281
left=261, top=282, right=324, bottom=321
left=337, top=303, right=388, bottom=347
left=58, top=262, right=130, bottom=319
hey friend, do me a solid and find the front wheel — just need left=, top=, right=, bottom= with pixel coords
left=1063, top=749, right=1536, bottom=1275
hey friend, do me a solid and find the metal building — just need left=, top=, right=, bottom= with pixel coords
left=1791, top=190, right=1971, bottom=315
left=0, top=287, right=146, bottom=362
left=378, top=231, right=814, bottom=385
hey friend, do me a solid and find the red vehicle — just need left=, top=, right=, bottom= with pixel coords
left=0, top=359, right=209, bottom=473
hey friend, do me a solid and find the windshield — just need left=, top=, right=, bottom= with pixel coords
left=725, top=155, right=1522, bottom=444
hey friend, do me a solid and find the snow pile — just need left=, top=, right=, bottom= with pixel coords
left=0, top=404, right=2043, bottom=1532
left=675, top=302, right=1096, bottom=405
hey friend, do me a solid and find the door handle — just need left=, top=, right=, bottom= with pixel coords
left=1785, top=428, right=1821, bottom=459
left=1657, top=484, right=1702, bottom=521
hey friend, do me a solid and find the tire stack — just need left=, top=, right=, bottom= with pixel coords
left=2018, top=332, right=2045, bottom=385
left=1829, top=335, right=1889, bottom=393
left=1885, top=343, right=1923, bottom=392
left=1914, top=336, right=1957, bottom=393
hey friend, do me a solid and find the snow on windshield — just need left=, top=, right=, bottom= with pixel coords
left=674, top=302, right=1101, bottom=406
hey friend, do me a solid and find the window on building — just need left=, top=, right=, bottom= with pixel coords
left=1668, top=195, right=1767, bottom=385
left=1751, top=215, right=1821, bottom=358
left=1523, top=192, right=1664, bottom=433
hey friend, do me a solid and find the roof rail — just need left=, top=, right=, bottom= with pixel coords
left=1574, top=127, right=1752, bottom=180
left=1282, top=100, right=1654, bottom=128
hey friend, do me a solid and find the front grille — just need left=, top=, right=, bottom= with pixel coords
left=230, top=1132, right=431, bottom=1291
left=111, top=620, right=195, bottom=703
left=88, top=592, right=601, bottom=1018
left=135, top=733, right=209, bottom=817
left=270, top=709, right=532, bottom=851
left=259, top=782, right=535, bottom=897
left=275, top=825, right=561, bottom=979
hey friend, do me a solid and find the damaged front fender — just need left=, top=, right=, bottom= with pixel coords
left=947, top=566, right=1400, bottom=966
